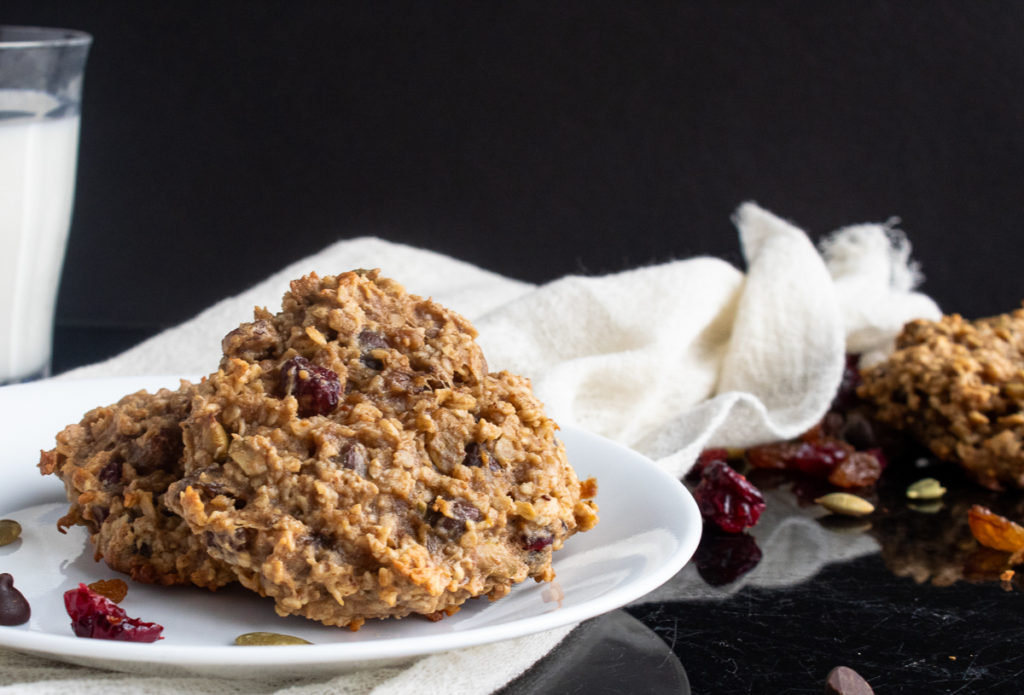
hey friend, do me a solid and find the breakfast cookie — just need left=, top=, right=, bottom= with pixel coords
left=859, top=306, right=1024, bottom=490
left=164, top=270, right=598, bottom=627
left=38, top=385, right=234, bottom=588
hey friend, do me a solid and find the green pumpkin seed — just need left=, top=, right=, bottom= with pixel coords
left=907, top=477, right=946, bottom=500
left=235, top=631, right=312, bottom=646
left=0, top=519, right=21, bottom=547
left=815, top=492, right=875, bottom=517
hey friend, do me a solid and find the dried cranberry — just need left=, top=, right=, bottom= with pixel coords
left=281, top=356, right=341, bottom=417
left=522, top=532, right=554, bottom=551
left=747, top=439, right=853, bottom=478
left=694, top=527, right=762, bottom=586
left=686, top=448, right=730, bottom=482
left=63, top=584, right=163, bottom=642
left=692, top=460, right=766, bottom=533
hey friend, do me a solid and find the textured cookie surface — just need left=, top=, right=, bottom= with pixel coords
left=166, top=271, right=597, bottom=626
left=40, top=270, right=597, bottom=628
left=38, top=385, right=234, bottom=588
left=859, top=307, right=1024, bottom=490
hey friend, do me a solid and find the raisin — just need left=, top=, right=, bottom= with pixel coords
left=967, top=505, right=1024, bottom=553
left=692, top=460, right=765, bottom=533
left=827, top=451, right=884, bottom=488
left=693, top=527, right=762, bottom=586
left=281, top=356, right=341, bottom=417
left=0, top=574, right=30, bottom=626
left=64, top=584, right=163, bottom=642
left=87, top=578, right=128, bottom=603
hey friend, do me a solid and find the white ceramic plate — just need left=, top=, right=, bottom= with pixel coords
left=0, top=376, right=700, bottom=677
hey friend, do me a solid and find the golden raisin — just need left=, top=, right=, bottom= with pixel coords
left=967, top=505, right=1024, bottom=553
left=87, top=578, right=128, bottom=604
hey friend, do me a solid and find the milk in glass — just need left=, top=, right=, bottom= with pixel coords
left=0, top=89, right=80, bottom=382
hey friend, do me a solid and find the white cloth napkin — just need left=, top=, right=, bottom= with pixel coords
left=3, top=203, right=940, bottom=694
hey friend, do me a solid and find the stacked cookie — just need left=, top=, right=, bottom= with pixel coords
left=40, top=270, right=597, bottom=628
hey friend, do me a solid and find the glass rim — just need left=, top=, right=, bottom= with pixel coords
left=0, top=25, right=92, bottom=49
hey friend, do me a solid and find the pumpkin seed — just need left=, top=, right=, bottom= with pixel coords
left=815, top=493, right=875, bottom=517
left=235, top=631, right=312, bottom=646
left=0, top=520, right=21, bottom=547
left=907, top=477, right=946, bottom=500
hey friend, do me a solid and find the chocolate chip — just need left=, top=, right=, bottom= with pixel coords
left=825, top=666, right=874, bottom=695
left=360, top=354, right=384, bottom=371
left=0, top=574, right=30, bottom=625
left=431, top=501, right=483, bottom=538
left=463, top=442, right=484, bottom=467
left=99, top=460, right=122, bottom=487
left=358, top=329, right=389, bottom=350
left=339, top=443, right=368, bottom=477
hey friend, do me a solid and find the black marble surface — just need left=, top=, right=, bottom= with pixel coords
left=19, top=4, right=1023, bottom=690
left=52, top=330, right=1024, bottom=694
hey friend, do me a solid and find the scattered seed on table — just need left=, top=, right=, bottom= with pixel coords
left=906, top=477, right=946, bottom=500
left=815, top=493, right=875, bottom=517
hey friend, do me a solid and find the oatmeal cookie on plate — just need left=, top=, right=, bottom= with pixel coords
left=165, top=270, right=598, bottom=628
left=38, top=384, right=233, bottom=589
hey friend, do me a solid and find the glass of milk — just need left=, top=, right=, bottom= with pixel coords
left=0, top=26, right=91, bottom=385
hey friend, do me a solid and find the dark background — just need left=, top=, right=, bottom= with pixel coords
left=5, top=1, right=1023, bottom=371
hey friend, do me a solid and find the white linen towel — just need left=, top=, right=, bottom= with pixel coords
left=0, top=203, right=940, bottom=694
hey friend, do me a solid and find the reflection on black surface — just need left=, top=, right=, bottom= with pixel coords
left=497, top=610, right=689, bottom=695
left=627, top=426, right=1024, bottom=693
left=869, top=451, right=1024, bottom=590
